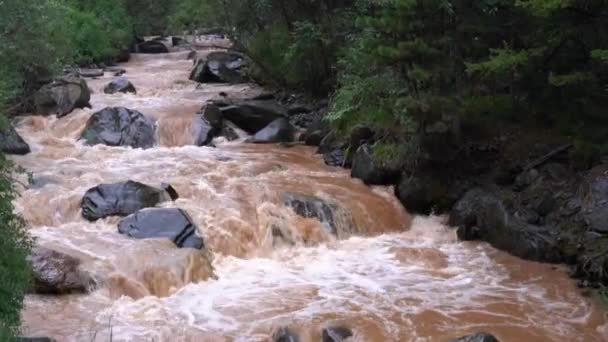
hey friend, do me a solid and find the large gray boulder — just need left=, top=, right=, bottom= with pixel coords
left=81, top=181, right=177, bottom=221
left=0, top=122, right=30, bottom=155
left=28, top=247, right=94, bottom=294
left=34, top=76, right=91, bottom=117
left=251, top=118, right=294, bottom=144
left=351, top=144, right=400, bottom=185
left=216, top=100, right=287, bottom=134
left=80, top=107, right=156, bottom=148
left=189, top=51, right=244, bottom=83
left=104, top=77, right=136, bottom=94
left=118, top=208, right=204, bottom=249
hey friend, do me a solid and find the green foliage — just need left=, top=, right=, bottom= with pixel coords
left=0, top=119, right=32, bottom=340
left=168, top=0, right=215, bottom=32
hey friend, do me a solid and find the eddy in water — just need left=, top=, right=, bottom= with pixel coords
left=11, top=37, right=608, bottom=341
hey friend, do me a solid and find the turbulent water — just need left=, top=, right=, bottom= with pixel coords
left=12, top=39, right=608, bottom=341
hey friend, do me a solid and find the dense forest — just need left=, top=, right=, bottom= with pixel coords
left=2, top=0, right=608, bottom=338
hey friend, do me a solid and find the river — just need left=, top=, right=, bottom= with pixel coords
left=12, top=39, right=608, bottom=341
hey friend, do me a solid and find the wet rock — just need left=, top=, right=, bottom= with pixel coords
left=533, top=192, right=557, bottom=217
left=283, top=193, right=340, bottom=236
left=323, top=149, right=346, bottom=167
left=272, top=327, right=299, bottom=342
left=250, top=118, right=294, bottom=144
left=34, top=76, right=91, bottom=117
left=450, top=188, right=562, bottom=262
left=29, top=247, right=94, bottom=294
left=193, top=116, right=218, bottom=146
left=579, top=165, right=608, bottom=233
left=103, top=77, right=136, bottom=94
left=300, top=118, right=329, bottom=146
left=118, top=208, right=204, bottom=249
left=171, top=36, right=184, bottom=46
left=351, top=144, right=400, bottom=185
left=222, top=120, right=247, bottom=141
left=201, top=103, right=223, bottom=129
left=137, top=40, right=169, bottom=54
left=0, top=122, right=30, bottom=155
left=218, top=100, right=287, bottom=134
left=78, top=68, right=104, bottom=78
left=395, top=174, right=445, bottom=215
left=81, top=181, right=174, bottom=221
left=80, top=107, right=156, bottom=148
left=451, top=332, right=500, bottom=342
left=187, top=50, right=197, bottom=60
left=322, top=326, right=353, bottom=342
left=189, top=51, right=244, bottom=83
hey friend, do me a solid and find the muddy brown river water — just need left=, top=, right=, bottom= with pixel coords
left=12, top=40, right=608, bottom=341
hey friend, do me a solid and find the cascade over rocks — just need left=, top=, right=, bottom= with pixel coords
left=250, top=118, right=295, bottom=144
left=0, top=122, right=30, bottom=155
left=104, top=77, right=137, bottom=94
left=189, top=51, right=244, bottom=83
left=80, top=107, right=156, bottom=148
left=351, top=144, right=400, bottom=185
left=283, top=192, right=357, bottom=238
left=118, top=208, right=205, bottom=249
left=451, top=333, right=500, bottom=342
left=214, top=99, right=287, bottom=134
left=136, top=40, right=169, bottom=54
left=81, top=181, right=176, bottom=221
left=34, top=76, right=91, bottom=117
left=28, top=247, right=94, bottom=294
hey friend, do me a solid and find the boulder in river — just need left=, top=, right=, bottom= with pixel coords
left=104, top=77, right=137, bottom=94
left=322, top=326, right=353, bottom=342
left=272, top=327, right=299, bottom=342
left=250, top=118, right=294, bottom=144
left=34, top=76, right=91, bottom=117
left=351, top=144, right=400, bottom=185
left=217, top=99, right=287, bottom=134
left=0, top=122, right=30, bottom=155
left=80, top=107, right=156, bottom=149
left=118, top=208, right=205, bottom=249
left=81, top=181, right=176, bottom=221
left=189, top=51, right=244, bottom=83
left=450, top=332, right=500, bottom=342
left=137, top=40, right=169, bottom=54
left=450, top=188, right=562, bottom=262
left=28, top=247, right=94, bottom=294
left=200, top=103, right=223, bottom=130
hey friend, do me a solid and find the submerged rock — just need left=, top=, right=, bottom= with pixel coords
left=189, top=51, right=244, bottom=83
left=29, top=247, right=94, bottom=294
left=218, top=99, right=287, bottom=134
left=451, top=332, right=500, bottom=342
left=322, top=326, right=353, bottom=342
left=34, top=76, right=91, bottom=117
left=0, top=122, right=30, bottom=155
left=81, top=181, right=175, bottom=221
left=118, top=208, right=204, bottom=249
left=104, top=77, right=137, bottom=94
left=80, top=107, right=156, bottom=148
left=351, top=144, right=400, bottom=185
left=251, top=118, right=294, bottom=144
